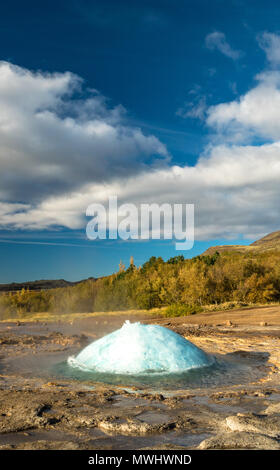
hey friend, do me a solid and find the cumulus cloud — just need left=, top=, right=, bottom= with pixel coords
left=3, top=141, right=280, bottom=240
left=205, top=31, right=241, bottom=60
left=2, top=44, right=280, bottom=242
left=206, top=70, right=280, bottom=142
left=206, top=33, right=280, bottom=143
left=0, top=61, right=168, bottom=203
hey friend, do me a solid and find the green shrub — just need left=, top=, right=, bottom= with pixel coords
left=164, top=303, right=203, bottom=317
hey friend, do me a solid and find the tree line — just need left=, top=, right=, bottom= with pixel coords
left=1, top=249, right=280, bottom=318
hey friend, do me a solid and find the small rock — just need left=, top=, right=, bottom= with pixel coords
left=198, top=431, right=280, bottom=450
left=265, top=402, right=280, bottom=415
left=225, top=413, right=280, bottom=438
left=44, top=382, right=57, bottom=387
left=153, top=394, right=165, bottom=401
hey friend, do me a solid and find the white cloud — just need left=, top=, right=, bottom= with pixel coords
left=258, top=32, right=280, bottom=66
left=206, top=70, right=280, bottom=141
left=2, top=47, right=280, bottom=243
left=0, top=61, right=168, bottom=203
left=205, top=31, right=241, bottom=60
left=3, top=140, right=280, bottom=240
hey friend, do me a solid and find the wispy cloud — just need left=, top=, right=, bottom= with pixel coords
left=258, top=32, right=280, bottom=66
left=0, top=238, right=94, bottom=248
left=176, top=85, right=208, bottom=121
left=176, top=96, right=207, bottom=120
left=205, top=31, right=242, bottom=60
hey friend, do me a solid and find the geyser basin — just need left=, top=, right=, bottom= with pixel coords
left=68, top=320, right=213, bottom=375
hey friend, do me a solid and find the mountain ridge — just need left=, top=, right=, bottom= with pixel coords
left=0, top=277, right=95, bottom=293
left=202, top=230, right=280, bottom=256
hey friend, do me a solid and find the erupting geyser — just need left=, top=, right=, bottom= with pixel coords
left=68, top=321, right=213, bottom=375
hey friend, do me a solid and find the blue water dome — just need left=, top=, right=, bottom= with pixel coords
left=68, top=321, right=213, bottom=375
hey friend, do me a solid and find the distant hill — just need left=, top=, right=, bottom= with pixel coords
left=203, top=230, right=280, bottom=256
left=2, top=230, right=280, bottom=294
left=0, top=278, right=94, bottom=293
left=250, top=230, right=280, bottom=249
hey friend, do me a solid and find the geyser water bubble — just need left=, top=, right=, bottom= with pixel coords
left=68, top=320, right=213, bottom=375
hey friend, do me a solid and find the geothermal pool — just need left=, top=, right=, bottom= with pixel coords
left=55, top=320, right=265, bottom=390
left=2, top=318, right=268, bottom=391
left=1, top=317, right=279, bottom=450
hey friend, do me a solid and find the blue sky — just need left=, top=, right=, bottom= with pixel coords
left=1, top=0, right=280, bottom=282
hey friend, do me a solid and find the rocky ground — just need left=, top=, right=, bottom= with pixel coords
left=0, top=309, right=280, bottom=450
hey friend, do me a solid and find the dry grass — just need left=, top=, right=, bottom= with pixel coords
left=2, top=301, right=280, bottom=323
left=0, top=307, right=166, bottom=323
left=202, top=301, right=280, bottom=312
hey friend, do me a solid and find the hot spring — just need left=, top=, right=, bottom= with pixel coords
left=67, top=320, right=214, bottom=375
left=58, top=321, right=267, bottom=389
left=9, top=320, right=268, bottom=391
